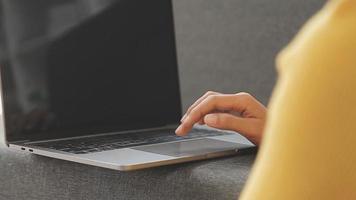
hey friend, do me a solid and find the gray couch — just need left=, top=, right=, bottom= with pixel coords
left=0, top=0, right=323, bottom=199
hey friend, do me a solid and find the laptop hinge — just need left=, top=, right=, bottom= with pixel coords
left=8, top=140, right=31, bottom=145
left=25, top=124, right=179, bottom=144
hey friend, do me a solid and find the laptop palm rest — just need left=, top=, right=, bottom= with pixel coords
left=132, top=138, right=240, bottom=157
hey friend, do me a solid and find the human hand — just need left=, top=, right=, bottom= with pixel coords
left=175, top=91, right=267, bottom=145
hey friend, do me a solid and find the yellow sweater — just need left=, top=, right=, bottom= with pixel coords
left=240, top=0, right=356, bottom=199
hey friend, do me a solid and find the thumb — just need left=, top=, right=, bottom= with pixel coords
left=204, top=113, right=250, bottom=134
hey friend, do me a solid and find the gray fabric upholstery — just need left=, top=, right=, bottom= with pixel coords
left=0, top=0, right=324, bottom=199
left=175, top=0, right=324, bottom=108
left=0, top=147, right=255, bottom=200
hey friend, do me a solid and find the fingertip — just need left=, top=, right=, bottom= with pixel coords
left=175, top=125, right=185, bottom=136
left=175, top=125, right=181, bottom=133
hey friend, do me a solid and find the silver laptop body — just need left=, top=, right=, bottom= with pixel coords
left=0, top=0, right=254, bottom=171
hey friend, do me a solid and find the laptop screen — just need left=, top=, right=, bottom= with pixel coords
left=0, top=0, right=182, bottom=142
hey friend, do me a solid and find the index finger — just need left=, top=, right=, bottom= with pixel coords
left=181, top=91, right=220, bottom=122
left=175, top=94, right=248, bottom=135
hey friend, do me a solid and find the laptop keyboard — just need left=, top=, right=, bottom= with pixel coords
left=29, top=127, right=232, bottom=154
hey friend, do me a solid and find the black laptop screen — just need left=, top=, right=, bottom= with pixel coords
left=0, top=0, right=182, bottom=142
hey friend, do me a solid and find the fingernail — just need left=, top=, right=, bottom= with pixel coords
left=175, top=125, right=182, bottom=135
left=204, top=114, right=217, bottom=124
left=180, top=114, right=187, bottom=122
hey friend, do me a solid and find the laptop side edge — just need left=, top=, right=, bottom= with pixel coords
left=0, top=66, right=8, bottom=147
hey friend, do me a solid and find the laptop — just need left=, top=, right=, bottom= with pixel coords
left=0, top=0, right=254, bottom=171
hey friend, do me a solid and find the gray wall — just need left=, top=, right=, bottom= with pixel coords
left=173, top=0, right=325, bottom=110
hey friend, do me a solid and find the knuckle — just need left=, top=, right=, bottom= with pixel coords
left=207, top=94, right=218, bottom=102
left=236, top=92, right=253, bottom=102
left=205, top=91, right=216, bottom=95
left=205, top=95, right=219, bottom=107
left=236, top=92, right=251, bottom=97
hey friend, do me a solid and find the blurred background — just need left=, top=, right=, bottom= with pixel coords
left=173, top=0, right=324, bottom=109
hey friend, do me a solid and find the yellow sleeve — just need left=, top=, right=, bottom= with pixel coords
left=240, top=0, right=356, bottom=199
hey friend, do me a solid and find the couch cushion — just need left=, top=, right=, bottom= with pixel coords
left=0, top=147, right=255, bottom=200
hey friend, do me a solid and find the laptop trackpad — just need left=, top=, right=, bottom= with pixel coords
left=132, top=138, right=239, bottom=157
